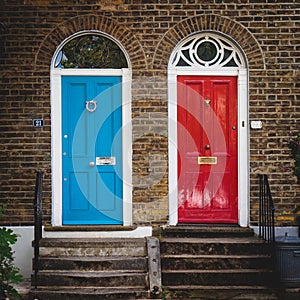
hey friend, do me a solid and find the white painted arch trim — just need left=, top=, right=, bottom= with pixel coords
left=50, top=68, right=132, bottom=226
left=168, top=67, right=249, bottom=227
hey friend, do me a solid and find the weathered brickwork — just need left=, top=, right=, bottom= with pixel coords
left=0, top=0, right=299, bottom=226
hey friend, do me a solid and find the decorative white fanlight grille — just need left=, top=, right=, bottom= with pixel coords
left=170, top=33, right=245, bottom=69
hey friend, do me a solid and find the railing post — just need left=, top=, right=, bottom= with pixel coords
left=258, top=174, right=275, bottom=243
left=271, top=207, right=275, bottom=242
left=259, top=174, right=262, bottom=238
left=33, top=171, right=43, bottom=289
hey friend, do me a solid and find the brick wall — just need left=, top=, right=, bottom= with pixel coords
left=0, top=0, right=299, bottom=226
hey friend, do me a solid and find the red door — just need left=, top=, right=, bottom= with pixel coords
left=177, top=76, right=238, bottom=223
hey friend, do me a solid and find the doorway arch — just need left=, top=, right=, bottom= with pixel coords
left=168, top=31, right=249, bottom=226
left=51, top=31, right=132, bottom=226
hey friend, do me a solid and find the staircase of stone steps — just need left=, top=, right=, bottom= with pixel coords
left=28, top=226, right=282, bottom=300
left=160, top=226, right=279, bottom=300
left=29, top=238, right=152, bottom=300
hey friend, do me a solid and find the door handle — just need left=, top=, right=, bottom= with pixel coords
left=89, top=161, right=95, bottom=167
left=205, top=144, right=210, bottom=150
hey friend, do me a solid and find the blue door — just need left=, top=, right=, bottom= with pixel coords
left=62, top=76, right=122, bottom=225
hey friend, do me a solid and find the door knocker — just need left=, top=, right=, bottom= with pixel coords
left=85, top=100, right=97, bottom=113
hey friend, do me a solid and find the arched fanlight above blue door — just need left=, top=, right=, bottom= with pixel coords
left=54, top=33, right=128, bottom=69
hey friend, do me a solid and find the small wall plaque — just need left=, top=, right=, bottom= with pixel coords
left=251, top=120, right=262, bottom=129
left=33, top=119, right=44, bottom=127
left=198, top=156, right=217, bottom=165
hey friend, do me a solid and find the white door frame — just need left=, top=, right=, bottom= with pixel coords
left=168, top=67, right=249, bottom=227
left=50, top=68, right=132, bottom=226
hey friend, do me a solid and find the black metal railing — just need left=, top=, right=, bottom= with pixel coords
left=259, top=174, right=275, bottom=243
left=33, top=171, right=43, bottom=289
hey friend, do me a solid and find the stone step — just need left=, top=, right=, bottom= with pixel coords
left=38, top=238, right=146, bottom=257
left=36, top=256, right=147, bottom=272
left=163, top=285, right=279, bottom=300
left=159, top=227, right=278, bottom=299
left=162, top=225, right=255, bottom=238
left=162, top=269, right=275, bottom=287
left=29, top=287, right=150, bottom=300
left=161, top=254, right=272, bottom=270
left=160, top=237, right=272, bottom=256
left=33, top=271, right=147, bottom=288
left=31, top=237, right=150, bottom=299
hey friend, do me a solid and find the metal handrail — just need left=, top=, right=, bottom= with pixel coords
left=33, top=171, right=43, bottom=289
left=259, top=174, right=275, bottom=243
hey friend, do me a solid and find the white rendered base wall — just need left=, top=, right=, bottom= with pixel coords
left=251, top=225, right=299, bottom=238
left=8, top=226, right=34, bottom=279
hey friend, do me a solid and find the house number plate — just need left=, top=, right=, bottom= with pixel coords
left=198, top=156, right=217, bottom=165
left=96, top=157, right=116, bottom=166
left=33, top=119, right=44, bottom=127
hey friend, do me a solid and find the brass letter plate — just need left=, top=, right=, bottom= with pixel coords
left=96, top=157, right=116, bottom=166
left=198, top=156, right=217, bottom=165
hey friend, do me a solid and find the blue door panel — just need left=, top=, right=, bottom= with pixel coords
left=70, top=172, right=89, bottom=210
left=62, top=76, right=123, bottom=225
left=67, top=82, right=89, bottom=157
left=96, top=172, right=116, bottom=211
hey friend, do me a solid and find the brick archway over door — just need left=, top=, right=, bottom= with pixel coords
left=35, top=14, right=146, bottom=70
left=152, top=14, right=265, bottom=70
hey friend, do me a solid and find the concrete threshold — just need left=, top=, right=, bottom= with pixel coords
left=44, top=225, right=137, bottom=232
left=42, top=226, right=153, bottom=238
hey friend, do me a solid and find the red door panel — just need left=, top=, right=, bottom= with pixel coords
left=178, top=76, right=238, bottom=223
